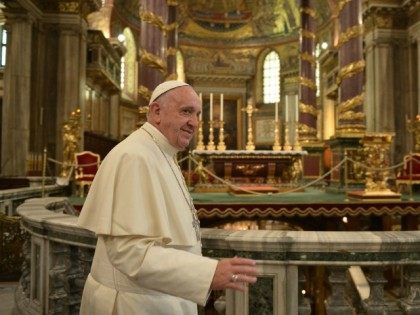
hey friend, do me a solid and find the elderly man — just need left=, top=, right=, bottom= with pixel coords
left=78, top=81, right=257, bottom=315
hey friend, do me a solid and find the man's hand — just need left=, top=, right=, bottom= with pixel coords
left=210, top=257, right=258, bottom=291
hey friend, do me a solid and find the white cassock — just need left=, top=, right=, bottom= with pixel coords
left=77, top=122, right=218, bottom=315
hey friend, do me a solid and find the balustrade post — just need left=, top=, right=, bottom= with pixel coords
left=67, top=246, right=94, bottom=314
left=49, top=242, right=71, bottom=314
left=325, top=266, right=354, bottom=314
left=399, top=265, right=420, bottom=314
left=298, top=268, right=311, bottom=315
left=20, top=239, right=31, bottom=298
left=362, top=266, right=400, bottom=314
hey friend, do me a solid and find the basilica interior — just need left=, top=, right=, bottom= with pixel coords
left=0, top=0, right=419, bottom=314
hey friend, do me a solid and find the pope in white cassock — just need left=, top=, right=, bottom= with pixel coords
left=77, top=81, right=257, bottom=315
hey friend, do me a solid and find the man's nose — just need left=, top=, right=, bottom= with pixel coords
left=189, top=114, right=199, bottom=128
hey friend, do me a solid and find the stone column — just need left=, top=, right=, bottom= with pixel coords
left=1, top=12, right=33, bottom=176
left=55, top=17, right=87, bottom=160
left=298, top=0, right=318, bottom=146
left=364, top=5, right=411, bottom=162
left=335, top=0, right=365, bottom=136
left=138, top=0, right=168, bottom=108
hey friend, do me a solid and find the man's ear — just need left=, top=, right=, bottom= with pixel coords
left=149, top=102, right=161, bottom=124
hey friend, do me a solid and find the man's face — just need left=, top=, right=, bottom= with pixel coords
left=151, top=86, right=202, bottom=150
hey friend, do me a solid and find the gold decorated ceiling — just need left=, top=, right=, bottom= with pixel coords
left=178, top=0, right=333, bottom=45
left=112, top=0, right=333, bottom=45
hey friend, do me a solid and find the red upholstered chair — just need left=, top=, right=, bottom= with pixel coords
left=74, top=151, right=100, bottom=197
left=396, top=153, right=420, bottom=192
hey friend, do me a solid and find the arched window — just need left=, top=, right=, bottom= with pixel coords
left=0, top=24, right=7, bottom=67
left=263, top=51, right=280, bottom=104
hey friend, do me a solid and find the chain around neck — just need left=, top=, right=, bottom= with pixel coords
left=142, top=128, right=201, bottom=241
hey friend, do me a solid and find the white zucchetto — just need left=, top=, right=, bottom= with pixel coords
left=149, top=80, right=190, bottom=105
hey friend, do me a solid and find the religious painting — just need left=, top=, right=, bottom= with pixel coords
left=254, top=117, right=276, bottom=146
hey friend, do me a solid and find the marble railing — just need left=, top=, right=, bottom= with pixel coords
left=0, top=183, right=66, bottom=216
left=16, top=197, right=420, bottom=315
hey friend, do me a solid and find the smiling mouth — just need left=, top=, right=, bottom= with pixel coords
left=181, top=129, right=194, bottom=135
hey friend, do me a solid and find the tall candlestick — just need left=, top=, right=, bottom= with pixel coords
left=220, top=94, right=224, bottom=121
left=295, top=94, right=299, bottom=122
left=275, top=102, right=278, bottom=122
left=285, top=95, right=289, bottom=122
left=210, top=93, right=213, bottom=121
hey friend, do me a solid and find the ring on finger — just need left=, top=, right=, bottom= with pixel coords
left=231, top=274, right=239, bottom=282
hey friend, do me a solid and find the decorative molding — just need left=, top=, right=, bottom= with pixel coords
left=300, top=51, right=316, bottom=65
left=301, top=7, right=316, bottom=18
left=299, top=76, right=317, bottom=90
left=138, top=85, right=152, bottom=101
left=58, top=2, right=79, bottom=13
left=166, top=47, right=178, bottom=56
left=338, top=93, right=364, bottom=113
left=165, top=73, right=178, bottom=80
left=299, top=102, right=318, bottom=117
left=337, top=60, right=365, bottom=85
left=139, top=9, right=177, bottom=34
left=139, top=48, right=167, bottom=74
left=338, top=0, right=352, bottom=14
left=338, top=110, right=365, bottom=121
left=338, top=25, right=364, bottom=47
left=298, top=123, right=317, bottom=136
left=166, top=0, right=178, bottom=6
left=301, top=29, right=316, bottom=40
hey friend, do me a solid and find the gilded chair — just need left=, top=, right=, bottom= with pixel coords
left=74, top=151, right=100, bottom=197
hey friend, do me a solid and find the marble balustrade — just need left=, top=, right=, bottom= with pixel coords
left=15, top=197, right=420, bottom=315
left=0, top=182, right=66, bottom=216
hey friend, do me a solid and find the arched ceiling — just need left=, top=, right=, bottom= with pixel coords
left=113, top=0, right=333, bottom=45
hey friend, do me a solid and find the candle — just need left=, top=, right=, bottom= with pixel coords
left=275, top=102, right=278, bottom=122
left=210, top=93, right=213, bottom=121
left=220, top=94, right=224, bottom=121
left=285, top=96, right=289, bottom=122
left=199, top=93, right=202, bottom=121
left=295, top=95, right=299, bottom=122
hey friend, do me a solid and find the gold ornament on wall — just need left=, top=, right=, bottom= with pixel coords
left=138, top=85, right=152, bottom=101
left=299, top=76, right=316, bottom=90
left=299, top=101, right=318, bottom=117
left=300, top=52, right=316, bottom=65
left=338, top=93, right=364, bottom=113
left=337, top=25, right=364, bottom=47
left=139, top=48, right=167, bottom=74
left=336, top=60, right=365, bottom=85
left=300, top=7, right=316, bottom=18
left=139, top=10, right=177, bottom=35
left=300, top=29, right=316, bottom=40
left=338, top=110, right=365, bottom=122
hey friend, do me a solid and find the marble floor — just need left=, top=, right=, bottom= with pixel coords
left=0, top=282, right=18, bottom=315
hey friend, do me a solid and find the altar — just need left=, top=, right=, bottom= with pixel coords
left=192, top=150, right=308, bottom=190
